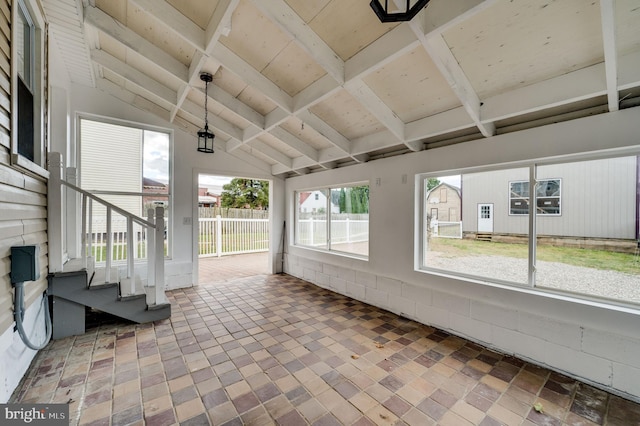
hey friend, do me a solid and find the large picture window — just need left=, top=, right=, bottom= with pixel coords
left=295, top=184, right=369, bottom=257
left=80, top=117, right=172, bottom=261
left=419, top=155, right=640, bottom=307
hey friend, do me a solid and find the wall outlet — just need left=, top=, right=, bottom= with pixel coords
left=183, top=217, right=192, bottom=225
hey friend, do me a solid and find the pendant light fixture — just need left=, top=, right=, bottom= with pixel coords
left=197, top=72, right=215, bottom=153
left=370, top=0, right=430, bottom=22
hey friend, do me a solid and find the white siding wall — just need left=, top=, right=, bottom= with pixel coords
left=285, top=108, right=640, bottom=402
left=0, top=0, right=49, bottom=402
left=80, top=119, right=143, bottom=221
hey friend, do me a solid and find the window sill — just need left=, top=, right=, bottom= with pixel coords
left=12, top=153, right=50, bottom=180
left=293, top=244, right=369, bottom=262
left=416, top=266, right=640, bottom=316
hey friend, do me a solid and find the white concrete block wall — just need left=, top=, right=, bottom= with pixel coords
left=471, top=300, right=518, bottom=331
left=612, top=363, right=640, bottom=396
left=519, top=312, right=583, bottom=350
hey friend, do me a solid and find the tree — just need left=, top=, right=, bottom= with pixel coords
left=426, top=178, right=441, bottom=192
left=338, top=186, right=369, bottom=214
left=220, top=179, right=269, bottom=209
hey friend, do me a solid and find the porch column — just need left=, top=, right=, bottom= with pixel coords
left=48, top=152, right=64, bottom=272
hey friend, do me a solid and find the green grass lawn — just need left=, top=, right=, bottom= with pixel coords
left=428, top=237, right=640, bottom=275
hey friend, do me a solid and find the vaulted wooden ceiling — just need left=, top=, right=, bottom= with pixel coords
left=42, top=0, right=640, bottom=176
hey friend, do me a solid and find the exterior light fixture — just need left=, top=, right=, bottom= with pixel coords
left=370, top=0, right=431, bottom=22
left=197, top=72, right=215, bottom=153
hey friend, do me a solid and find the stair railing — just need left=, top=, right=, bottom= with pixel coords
left=48, top=152, right=168, bottom=307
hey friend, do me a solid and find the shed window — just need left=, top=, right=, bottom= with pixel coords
left=510, top=179, right=561, bottom=215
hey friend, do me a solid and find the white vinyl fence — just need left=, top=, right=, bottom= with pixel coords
left=199, top=216, right=269, bottom=257
left=90, top=216, right=153, bottom=262
left=431, top=220, right=463, bottom=239
left=296, top=217, right=369, bottom=247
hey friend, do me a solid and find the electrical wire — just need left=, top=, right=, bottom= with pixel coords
left=14, top=283, right=52, bottom=350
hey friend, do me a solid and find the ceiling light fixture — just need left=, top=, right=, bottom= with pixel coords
left=197, top=72, right=215, bottom=153
left=370, top=0, right=431, bottom=22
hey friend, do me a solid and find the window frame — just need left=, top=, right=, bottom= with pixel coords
left=417, top=149, right=640, bottom=311
left=78, top=114, right=174, bottom=259
left=294, top=182, right=369, bottom=259
left=10, top=0, right=48, bottom=178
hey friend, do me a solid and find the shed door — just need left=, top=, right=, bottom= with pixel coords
left=477, top=204, right=493, bottom=233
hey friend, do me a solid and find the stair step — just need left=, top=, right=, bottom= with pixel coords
left=48, top=269, right=171, bottom=334
left=89, top=282, right=118, bottom=290
left=476, top=233, right=493, bottom=241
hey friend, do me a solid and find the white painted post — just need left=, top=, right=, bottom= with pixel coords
left=309, top=217, right=314, bottom=245
left=127, top=218, right=135, bottom=295
left=88, top=199, right=94, bottom=260
left=105, top=207, right=112, bottom=283
left=48, top=152, right=64, bottom=272
left=154, top=206, right=167, bottom=304
left=81, top=195, right=87, bottom=269
left=146, top=208, right=156, bottom=305
left=216, top=215, right=222, bottom=257
left=66, top=167, right=79, bottom=259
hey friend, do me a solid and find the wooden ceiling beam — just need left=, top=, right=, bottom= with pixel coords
left=91, top=49, right=177, bottom=105
left=212, top=43, right=293, bottom=113
left=247, top=140, right=294, bottom=169
left=127, top=0, right=205, bottom=52
left=250, top=0, right=344, bottom=85
left=600, top=0, right=619, bottom=112
left=269, top=127, right=320, bottom=162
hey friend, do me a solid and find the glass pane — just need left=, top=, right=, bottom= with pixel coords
left=424, top=170, right=529, bottom=285
left=88, top=195, right=170, bottom=261
left=16, top=3, right=32, bottom=85
left=535, top=157, right=640, bottom=304
left=143, top=130, right=170, bottom=185
left=296, top=190, right=328, bottom=249
left=330, top=185, right=369, bottom=256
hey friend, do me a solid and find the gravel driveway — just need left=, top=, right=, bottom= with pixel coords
left=426, top=252, right=640, bottom=304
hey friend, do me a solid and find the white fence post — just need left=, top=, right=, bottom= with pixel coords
left=155, top=206, right=167, bottom=304
left=346, top=217, right=350, bottom=243
left=216, top=215, right=222, bottom=257
left=48, top=152, right=64, bottom=272
left=309, top=217, right=314, bottom=245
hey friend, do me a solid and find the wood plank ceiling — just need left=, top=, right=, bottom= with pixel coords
left=42, top=0, right=640, bottom=177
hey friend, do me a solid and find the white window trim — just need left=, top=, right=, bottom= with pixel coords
left=11, top=0, right=48, bottom=179
left=77, top=114, right=174, bottom=259
left=294, top=182, right=370, bottom=260
left=416, top=148, right=640, bottom=311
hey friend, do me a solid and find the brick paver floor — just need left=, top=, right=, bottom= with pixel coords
left=10, top=253, right=640, bottom=425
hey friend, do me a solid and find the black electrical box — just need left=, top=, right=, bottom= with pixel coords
left=11, top=245, right=40, bottom=284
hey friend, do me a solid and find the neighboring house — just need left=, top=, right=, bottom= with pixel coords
left=143, top=177, right=169, bottom=208
left=461, top=156, right=638, bottom=241
left=298, top=191, right=339, bottom=214
left=426, top=182, right=462, bottom=222
left=198, top=187, right=221, bottom=207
